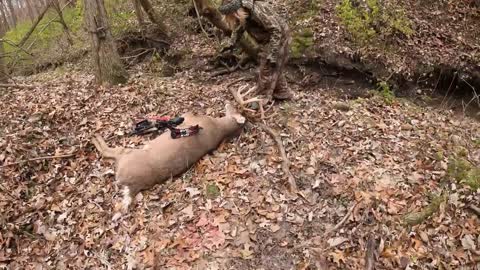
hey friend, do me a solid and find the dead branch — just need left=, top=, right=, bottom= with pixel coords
left=258, top=123, right=299, bottom=194
left=192, top=0, right=210, bottom=39
left=0, top=152, right=76, bottom=168
left=0, top=39, right=34, bottom=56
left=293, top=200, right=362, bottom=250
left=325, top=201, right=360, bottom=237
left=365, top=235, right=376, bottom=270
left=209, top=64, right=240, bottom=77
left=17, top=3, right=51, bottom=48
left=0, top=83, right=36, bottom=89
left=8, top=0, right=75, bottom=71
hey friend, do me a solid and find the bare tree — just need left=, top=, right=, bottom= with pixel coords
left=25, top=0, right=38, bottom=21
left=51, top=0, right=73, bottom=45
left=5, top=0, right=16, bottom=26
left=0, top=0, right=10, bottom=31
left=132, top=0, right=145, bottom=26
left=84, top=0, right=128, bottom=85
left=17, top=3, right=51, bottom=48
left=0, top=29, right=6, bottom=83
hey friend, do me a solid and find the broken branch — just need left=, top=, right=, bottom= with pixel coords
left=258, top=123, right=298, bottom=194
left=365, top=235, right=376, bottom=270
left=0, top=153, right=76, bottom=168
left=325, top=201, right=360, bottom=237
left=0, top=83, right=36, bottom=89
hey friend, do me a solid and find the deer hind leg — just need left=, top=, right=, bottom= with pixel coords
left=121, top=185, right=134, bottom=212
left=91, top=134, right=123, bottom=160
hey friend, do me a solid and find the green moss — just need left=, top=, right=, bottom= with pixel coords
left=206, top=183, right=220, bottom=199
left=295, top=0, right=322, bottom=21
left=336, top=0, right=414, bottom=44
left=290, top=28, right=314, bottom=58
left=403, top=193, right=446, bottom=226
left=447, top=157, right=480, bottom=190
left=3, top=0, right=134, bottom=70
left=375, top=80, right=395, bottom=105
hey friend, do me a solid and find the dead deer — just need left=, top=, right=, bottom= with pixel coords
left=92, top=103, right=246, bottom=212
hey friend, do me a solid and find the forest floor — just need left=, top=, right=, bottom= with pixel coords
left=1, top=49, right=480, bottom=269
left=1, top=0, right=480, bottom=269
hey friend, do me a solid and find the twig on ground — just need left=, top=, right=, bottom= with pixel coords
left=0, top=153, right=76, bottom=168
left=468, top=204, right=480, bottom=217
left=365, top=235, right=377, bottom=270
left=209, top=64, right=240, bottom=77
left=258, top=123, right=298, bottom=194
left=324, top=201, right=360, bottom=237
left=0, top=83, right=36, bottom=89
left=293, top=200, right=361, bottom=250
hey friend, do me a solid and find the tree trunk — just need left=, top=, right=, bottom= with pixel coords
left=52, top=0, right=73, bottom=45
left=193, top=0, right=259, bottom=58
left=5, top=0, right=16, bottom=26
left=17, top=3, right=51, bottom=48
left=84, top=0, right=128, bottom=85
left=0, top=1, right=10, bottom=31
left=137, top=0, right=169, bottom=36
left=132, top=0, right=145, bottom=26
left=25, top=0, right=37, bottom=21
left=0, top=30, right=7, bottom=83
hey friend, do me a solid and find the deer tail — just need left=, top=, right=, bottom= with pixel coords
left=91, top=134, right=122, bottom=161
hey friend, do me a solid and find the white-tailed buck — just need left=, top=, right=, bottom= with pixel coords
left=92, top=102, right=246, bottom=211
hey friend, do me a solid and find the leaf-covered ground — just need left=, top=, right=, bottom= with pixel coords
left=1, top=0, right=480, bottom=269
left=288, top=0, right=480, bottom=83
left=1, top=57, right=480, bottom=269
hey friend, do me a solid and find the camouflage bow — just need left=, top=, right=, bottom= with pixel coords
left=218, top=0, right=243, bottom=14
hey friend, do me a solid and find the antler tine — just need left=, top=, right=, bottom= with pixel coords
left=230, top=86, right=267, bottom=119
left=242, top=86, right=256, bottom=97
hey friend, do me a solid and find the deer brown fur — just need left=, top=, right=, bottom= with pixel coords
left=92, top=103, right=246, bottom=211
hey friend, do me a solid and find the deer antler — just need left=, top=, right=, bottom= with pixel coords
left=229, top=85, right=267, bottom=119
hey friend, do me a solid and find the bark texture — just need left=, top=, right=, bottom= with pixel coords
left=193, top=0, right=259, bottom=58
left=5, top=0, right=16, bottom=26
left=132, top=0, right=145, bottom=26
left=0, top=31, right=6, bottom=82
left=84, top=0, right=128, bottom=85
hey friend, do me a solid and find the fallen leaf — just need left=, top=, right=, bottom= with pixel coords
left=327, top=237, right=348, bottom=248
left=461, top=234, right=476, bottom=251
left=270, top=224, right=281, bottom=233
left=181, top=204, right=194, bottom=219
left=306, top=167, right=315, bottom=175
